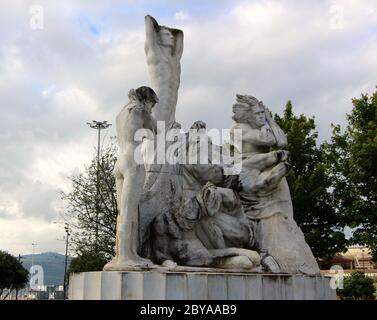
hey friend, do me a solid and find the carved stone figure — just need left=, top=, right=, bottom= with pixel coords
left=150, top=182, right=261, bottom=270
left=105, top=15, right=320, bottom=275
left=231, top=94, right=320, bottom=275
left=104, top=86, right=158, bottom=270
left=145, top=15, right=183, bottom=129
left=139, top=15, right=185, bottom=258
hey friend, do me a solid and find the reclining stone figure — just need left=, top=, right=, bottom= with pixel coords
left=150, top=182, right=261, bottom=270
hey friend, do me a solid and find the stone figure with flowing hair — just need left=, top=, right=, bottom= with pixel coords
left=230, top=94, right=320, bottom=275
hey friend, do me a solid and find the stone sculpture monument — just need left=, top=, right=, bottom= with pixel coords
left=231, top=94, right=320, bottom=275
left=104, top=87, right=158, bottom=270
left=71, top=15, right=335, bottom=300
left=144, top=14, right=183, bottom=128
left=104, top=16, right=319, bottom=274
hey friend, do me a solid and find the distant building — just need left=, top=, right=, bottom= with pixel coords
left=320, top=246, right=377, bottom=277
left=7, top=285, right=65, bottom=300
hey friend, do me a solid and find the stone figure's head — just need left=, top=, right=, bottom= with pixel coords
left=128, top=86, right=159, bottom=112
left=196, top=182, right=242, bottom=218
left=190, top=120, right=207, bottom=136
left=232, top=94, right=266, bottom=129
left=232, top=102, right=252, bottom=123
left=189, top=121, right=207, bottom=144
left=158, top=27, right=175, bottom=47
left=174, top=197, right=200, bottom=231
left=171, top=122, right=182, bottom=130
left=170, top=122, right=182, bottom=142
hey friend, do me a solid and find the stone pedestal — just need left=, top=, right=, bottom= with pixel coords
left=68, top=270, right=336, bottom=300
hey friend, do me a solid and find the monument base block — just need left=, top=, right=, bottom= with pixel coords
left=68, top=270, right=336, bottom=300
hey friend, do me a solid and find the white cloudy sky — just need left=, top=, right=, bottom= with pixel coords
left=0, top=0, right=376, bottom=255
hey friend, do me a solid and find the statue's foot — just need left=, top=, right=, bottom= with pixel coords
left=261, top=255, right=281, bottom=273
left=161, top=260, right=178, bottom=270
left=230, top=248, right=261, bottom=266
left=103, top=256, right=158, bottom=271
left=216, top=255, right=255, bottom=270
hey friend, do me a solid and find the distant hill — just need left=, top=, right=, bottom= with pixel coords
left=21, top=252, right=72, bottom=286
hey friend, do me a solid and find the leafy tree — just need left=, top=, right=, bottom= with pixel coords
left=337, top=271, right=375, bottom=300
left=0, top=251, right=29, bottom=299
left=274, top=101, right=348, bottom=259
left=62, top=141, right=118, bottom=266
left=68, top=250, right=108, bottom=273
left=325, top=89, right=377, bottom=259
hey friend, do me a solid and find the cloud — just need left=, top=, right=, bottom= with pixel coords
left=0, top=217, right=66, bottom=255
left=176, top=0, right=377, bottom=136
left=0, top=0, right=376, bottom=255
left=174, top=11, right=189, bottom=21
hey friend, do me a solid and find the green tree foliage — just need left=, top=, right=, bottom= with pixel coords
left=325, top=90, right=377, bottom=259
left=337, top=271, right=375, bottom=300
left=274, top=102, right=348, bottom=259
left=68, top=250, right=108, bottom=273
left=0, top=251, right=29, bottom=299
left=62, top=142, right=118, bottom=266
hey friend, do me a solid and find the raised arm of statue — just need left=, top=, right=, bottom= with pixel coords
left=144, top=14, right=184, bottom=128
left=173, top=29, right=183, bottom=61
left=144, top=15, right=183, bottom=59
left=264, top=108, right=288, bottom=148
left=144, top=15, right=159, bottom=58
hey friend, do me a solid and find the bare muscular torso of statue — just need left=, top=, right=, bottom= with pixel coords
left=144, top=15, right=183, bottom=128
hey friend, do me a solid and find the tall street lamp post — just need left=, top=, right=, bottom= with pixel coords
left=86, top=120, right=112, bottom=250
left=63, top=223, right=70, bottom=300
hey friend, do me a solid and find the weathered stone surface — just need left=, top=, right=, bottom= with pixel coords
left=207, top=275, right=228, bottom=300
left=104, top=15, right=321, bottom=275
left=231, top=94, right=320, bottom=275
left=144, top=15, right=183, bottom=128
left=245, top=274, right=263, bottom=300
left=104, top=86, right=159, bottom=271
left=122, top=272, right=143, bottom=300
left=83, top=272, right=101, bottom=300
left=142, top=272, right=166, bottom=300
left=148, top=182, right=262, bottom=270
left=292, top=276, right=307, bottom=300
left=69, top=271, right=336, bottom=300
left=166, top=273, right=187, bottom=300
left=227, top=275, right=246, bottom=300
left=68, top=272, right=85, bottom=300
left=186, top=274, right=208, bottom=299
left=101, top=272, right=122, bottom=300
